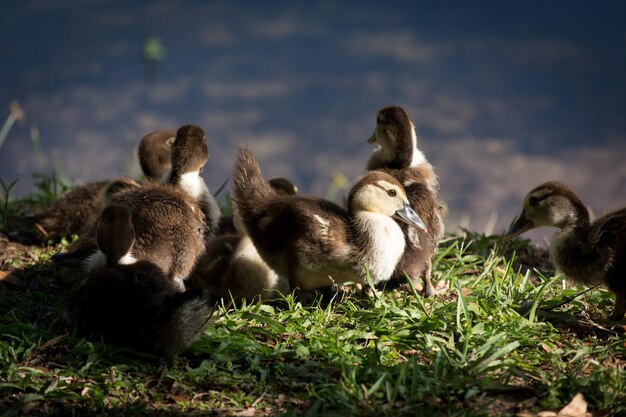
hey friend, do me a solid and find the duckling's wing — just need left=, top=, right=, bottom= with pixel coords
left=383, top=167, right=445, bottom=245
left=589, top=208, right=626, bottom=249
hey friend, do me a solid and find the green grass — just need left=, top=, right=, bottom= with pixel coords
left=1, top=227, right=625, bottom=416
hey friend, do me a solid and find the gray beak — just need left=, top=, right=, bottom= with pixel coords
left=502, top=210, right=534, bottom=241
left=367, top=132, right=377, bottom=144
left=394, top=201, right=427, bottom=231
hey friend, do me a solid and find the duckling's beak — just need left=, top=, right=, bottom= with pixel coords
left=367, top=132, right=377, bottom=144
left=503, top=211, right=534, bottom=241
left=394, top=201, right=427, bottom=231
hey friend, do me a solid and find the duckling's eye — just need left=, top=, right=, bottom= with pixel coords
left=528, top=197, right=539, bottom=207
left=387, top=189, right=397, bottom=197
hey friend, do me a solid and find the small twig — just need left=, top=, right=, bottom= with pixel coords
left=251, top=391, right=266, bottom=407
left=541, top=284, right=600, bottom=312
left=213, top=177, right=230, bottom=197
left=190, top=301, right=220, bottom=342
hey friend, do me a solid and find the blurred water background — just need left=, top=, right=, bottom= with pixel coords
left=1, top=0, right=625, bottom=243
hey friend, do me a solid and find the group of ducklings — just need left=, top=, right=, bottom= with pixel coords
left=29, top=105, right=625, bottom=355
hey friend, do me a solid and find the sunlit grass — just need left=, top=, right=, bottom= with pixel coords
left=1, top=222, right=625, bottom=416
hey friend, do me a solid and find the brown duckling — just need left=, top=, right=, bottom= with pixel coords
left=26, top=129, right=175, bottom=242
left=192, top=178, right=298, bottom=303
left=69, top=211, right=211, bottom=355
left=51, top=178, right=141, bottom=268
left=138, top=129, right=175, bottom=181
left=71, top=265, right=212, bottom=355
left=53, top=128, right=215, bottom=285
left=85, top=183, right=206, bottom=291
left=232, top=147, right=426, bottom=291
left=70, top=205, right=212, bottom=355
left=504, top=181, right=626, bottom=321
left=366, top=105, right=445, bottom=297
left=28, top=180, right=110, bottom=241
left=162, top=125, right=221, bottom=237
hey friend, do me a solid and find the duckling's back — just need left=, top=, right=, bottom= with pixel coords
left=107, top=183, right=206, bottom=280
left=591, top=208, right=626, bottom=290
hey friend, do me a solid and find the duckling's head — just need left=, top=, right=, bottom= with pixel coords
left=268, top=177, right=298, bottom=196
left=96, top=204, right=135, bottom=266
left=138, top=129, right=175, bottom=181
left=367, top=106, right=417, bottom=163
left=170, top=125, right=209, bottom=178
left=349, top=171, right=426, bottom=230
left=504, top=181, right=589, bottom=240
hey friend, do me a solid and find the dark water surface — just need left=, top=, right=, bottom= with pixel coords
left=2, top=1, right=625, bottom=239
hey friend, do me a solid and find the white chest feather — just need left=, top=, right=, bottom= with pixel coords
left=357, top=213, right=406, bottom=284
left=407, top=127, right=427, bottom=167
left=83, top=249, right=136, bottom=272
left=180, top=172, right=210, bottom=202
left=410, top=148, right=427, bottom=167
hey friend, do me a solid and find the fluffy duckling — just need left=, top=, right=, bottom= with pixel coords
left=162, top=125, right=221, bottom=237
left=70, top=204, right=212, bottom=355
left=504, top=181, right=626, bottom=321
left=28, top=180, right=110, bottom=241
left=366, top=106, right=445, bottom=297
left=84, top=183, right=206, bottom=291
left=53, top=128, right=216, bottom=285
left=71, top=266, right=212, bottom=355
left=26, top=129, right=174, bottom=241
left=192, top=178, right=298, bottom=303
left=138, top=129, right=175, bottom=181
left=51, top=178, right=141, bottom=268
left=232, top=147, right=426, bottom=291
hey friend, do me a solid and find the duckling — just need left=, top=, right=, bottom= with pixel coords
left=265, top=177, right=299, bottom=197
left=51, top=178, right=141, bottom=268
left=192, top=178, right=297, bottom=303
left=84, top=183, right=206, bottom=291
left=72, top=267, right=212, bottom=355
left=28, top=180, right=110, bottom=241
left=366, top=105, right=445, bottom=297
left=138, top=129, right=175, bottom=181
left=503, top=181, right=626, bottom=321
left=26, top=129, right=175, bottom=242
left=232, top=147, right=426, bottom=291
left=70, top=205, right=212, bottom=355
left=162, top=125, right=221, bottom=237
left=69, top=244, right=212, bottom=355
left=53, top=128, right=214, bottom=284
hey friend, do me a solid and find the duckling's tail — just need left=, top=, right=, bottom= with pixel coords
left=155, top=291, right=215, bottom=355
left=232, top=147, right=275, bottom=218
